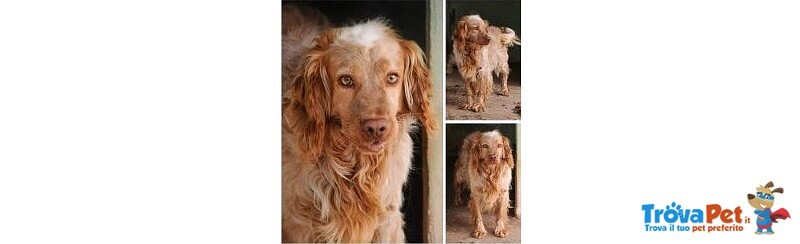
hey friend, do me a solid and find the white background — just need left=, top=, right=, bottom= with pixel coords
left=0, top=0, right=797, bottom=243
left=527, top=0, right=799, bottom=243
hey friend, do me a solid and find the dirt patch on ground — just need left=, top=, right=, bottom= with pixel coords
left=446, top=206, right=521, bottom=243
left=446, top=74, right=521, bottom=120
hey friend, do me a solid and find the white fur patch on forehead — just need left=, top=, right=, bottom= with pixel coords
left=466, top=15, right=483, bottom=21
left=336, top=19, right=392, bottom=48
left=483, top=130, right=501, bottom=138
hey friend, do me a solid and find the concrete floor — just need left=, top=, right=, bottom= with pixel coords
left=446, top=206, right=521, bottom=243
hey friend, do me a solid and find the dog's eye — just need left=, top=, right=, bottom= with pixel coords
left=387, top=74, right=399, bottom=84
left=481, top=144, right=488, bottom=148
left=339, top=76, right=354, bottom=87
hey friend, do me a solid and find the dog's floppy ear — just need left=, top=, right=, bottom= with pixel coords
left=502, top=136, right=515, bottom=169
left=765, top=181, right=775, bottom=188
left=284, top=31, right=336, bottom=160
left=772, top=187, right=784, bottom=194
left=453, top=20, right=470, bottom=53
left=400, top=40, right=436, bottom=134
left=467, top=133, right=482, bottom=167
left=454, top=19, right=468, bottom=41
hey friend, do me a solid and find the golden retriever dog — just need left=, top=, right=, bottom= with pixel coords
left=453, top=130, right=514, bottom=238
left=281, top=5, right=435, bottom=243
left=452, top=15, right=520, bottom=112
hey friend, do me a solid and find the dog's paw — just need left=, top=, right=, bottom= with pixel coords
left=494, top=227, right=507, bottom=238
left=472, top=228, right=486, bottom=239
left=496, top=89, right=510, bottom=96
left=472, top=104, right=485, bottom=112
left=460, top=103, right=473, bottom=111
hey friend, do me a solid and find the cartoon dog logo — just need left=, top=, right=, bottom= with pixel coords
left=746, top=181, right=791, bottom=235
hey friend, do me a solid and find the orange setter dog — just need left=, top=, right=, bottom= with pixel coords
left=453, top=130, right=515, bottom=238
left=452, top=15, right=520, bottom=112
left=281, top=5, right=435, bottom=242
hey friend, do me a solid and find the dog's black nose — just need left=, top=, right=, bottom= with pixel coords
left=362, top=119, right=388, bottom=138
left=747, top=194, right=755, bottom=200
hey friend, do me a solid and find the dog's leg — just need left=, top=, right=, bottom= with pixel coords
left=473, top=90, right=485, bottom=112
left=493, top=191, right=510, bottom=237
left=473, top=73, right=490, bottom=112
left=497, top=68, right=510, bottom=96
left=469, top=194, right=487, bottom=238
left=460, top=77, right=476, bottom=111
left=453, top=163, right=467, bottom=206
left=468, top=80, right=477, bottom=111
left=453, top=180, right=464, bottom=206
left=475, top=90, right=486, bottom=112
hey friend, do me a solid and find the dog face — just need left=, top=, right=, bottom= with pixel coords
left=286, top=21, right=434, bottom=157
left=471, top=130, right=513, bottom=166
left=747, top=181, right=783, bottom=210
left=327, top=25, right=406, bottom=153
left=455, top=15, right=491, bottom=47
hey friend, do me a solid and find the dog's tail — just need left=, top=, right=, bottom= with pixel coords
left=495, top=27, right=521, bottom=47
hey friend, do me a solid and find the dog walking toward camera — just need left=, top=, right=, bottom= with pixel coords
left=746, top=181, right=791, bottom=235
left=452, top=15, right=520, bottom=112
left=453, top=130, right=514, bottom=238
left=281, top=5, right=435, bottom=242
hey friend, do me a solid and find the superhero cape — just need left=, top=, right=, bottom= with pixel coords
left=770, top=208, right=791, bottom=223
